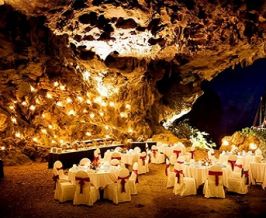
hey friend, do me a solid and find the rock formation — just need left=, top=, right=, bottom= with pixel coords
left=0, top=0, right=265, bottom=152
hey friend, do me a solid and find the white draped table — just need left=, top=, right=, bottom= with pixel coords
left=250, top=162, right=266, bottom=188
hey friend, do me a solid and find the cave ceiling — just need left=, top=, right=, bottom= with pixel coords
left=0, top=0, right=265, bottom=146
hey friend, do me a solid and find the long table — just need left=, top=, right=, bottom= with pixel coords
left=0, top=160, right=3, bottom=178
left=48, top=141, right=157, bottom=169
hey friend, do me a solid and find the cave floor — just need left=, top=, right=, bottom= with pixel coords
left=0, top=163, right=266, bottom=218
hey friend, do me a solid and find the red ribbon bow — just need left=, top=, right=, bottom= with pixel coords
left=189, top=151, right=195, bottom=159
left=177, top=161, right=184, bottom=164
left=118, top=175, right=130, bottom=193
left=152, top=149, right=158, bottom=158
left=140, top=156, right=146, bottom=166
left=174, top=169, right=183, bottom=183
left=242, top=170, right=249, bottom=185
left=173, top=150, right=181, bottom=158
left=208, top=171, right=223, bottom=186
left=228, top=160, right=236, bottom=170
left=111, top=156, right=121, bottom=160
left=235, top=164, right=242, bottom=169
left=75, top=177, right=91, bottom=194
left=133, top=170, right=139, bottom=183
left=165, top=164, right=170, bottom=176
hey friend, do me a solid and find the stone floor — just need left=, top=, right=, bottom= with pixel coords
left=0, top=163, right=266, bottom=218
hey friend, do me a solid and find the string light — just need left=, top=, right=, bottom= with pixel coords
left=42, top=113, right=46, bottom=118
left=89, top=113, right=95, bottom=119
left=59, top=84, right=66, bottom=91
left=77, top=96, right=84, bottom=103
left=222, top=139, right=229, bottom=146
left=53, top=81, right=59, bottom=87
left=82, top=70, right=90, bottom=81
left=120, top=112, right=128, bottom=118
left=30, top=85, right=37, bottom=93
left=56, top=101, right=64, bottom=107
left=85, top=132, right=91, bottom=136
left=48, top=124, right=53, bottom=129
left=128, top=127, right=133, bottom=133
left=1, top=146, right=5, bottom=151
left=15, top=131, right=23, bottom=138
left=29, top=105, right=36, bottom=111
left=41, top=129, right=48, bottom=134
left=21, top=101, right=27, bottom=106
left=67, top=109, right=76, bottom=116
left=249, top=143, right=257, bottom=150
left=83, top=109, right=88, bottom=113
left=66, top=97, right=73, bottom=103
left=11, top=116, right=17, bottom=124
left=35, top=98, right=41, bottom=105
left=46, top=92, right=53, bottom=99
left=105, top=125, right=109, bottom=130
left=59, top=139, right=65, bottom=144
left=99, top=111, right=104, bottom=117
left=125, top=104, right=131, bottom=110
left=9, top=104, right=15, bottom=110
left=33, top=137, right=39, bottom=143
left=86, top=99, right=92, bottom=104
left=109, top=102, right=115, bottom=107
left=51, top=140, right=56, bottom=144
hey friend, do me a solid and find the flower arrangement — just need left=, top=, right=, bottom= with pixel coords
left=190, top=128, right=216, bottom=150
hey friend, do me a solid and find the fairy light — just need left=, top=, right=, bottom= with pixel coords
left=53, top=81, right=59, bottom=87
left=33, top=137, right=39, bottom=143
left=90, top=113, right=95, bottom=119
left=51, top=140, right=56, bottom=144
left=105, top=125, right=109, bottom=130
left=15, top=131, right=23, bottom=138
left=85, top=132, right=91, bottom=136
left=82, top=70, right=90, bottom=81
left=59, top=84, right=66, bottom=90
left=56, top=101, right=64, bottom=107
left=99, top=111, right=104, bottom=117
left=41, top=129, right=48, bottom=134
left=59, top=139, right=65, bottom=144
left=21, top=101, right=27, bottom=106
left=222, top=139, right=229, bottom=146
left=30, top=85, right=37, bottom=93
left=29, top=105, right=36, bottom=111
left=249, top=143, right=257, bottom=150
left=67, top=109, right=76, bottom=116
left=125, top=104, right=131, bottom=110
left=86, top=99, right=92, bottom=104
left=128, top=127, right=133, bottom=133
left=83, top=109, right=88, bottom=113
left=9, top=104, right=15, bottom=110
left=1, top=146, right=5, bottom=151
left=11, top=116, right=17, bottom=124
left=77, top=96, right=84, bottom=103
left=105, top=134, right=110, bottom=138
left=35, top=98, right=41, bottom=105
left=48, top=124, right=53, bottom=129
left=120, top=112, right=128, bottom=118
left=113, top=87, right=119, bottom=94
left=109, top=102, right=115, bottom=107
left=66, top=97, right=73, bottom=103
left=46, top=92, right=53, bottom=99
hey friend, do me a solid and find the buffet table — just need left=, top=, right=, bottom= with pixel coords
left=48, top=144, right=123, bottom=169
left=0, top=159, right=3, bottom=178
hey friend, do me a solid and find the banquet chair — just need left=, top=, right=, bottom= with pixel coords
left=104, top=168, right=131, bottom=204
left=134, top=146, right=141, bottom=153
left=111, top=152, right=122, bottom=162
left=227, top=163, right=248, bottom=194
left=173, top=163, right=197, bottom=196
left=73, top=171, right=99, bottom=206
left=79, top=158, right=91, bottom=167
left=203, top=165, right=225, bottom=198
left=53, top=161, right=68, bottom=181
left=166, top=159, right=176, bottom=188
left=129, top=162, right=138, bottom=195
left=138, top=152, right=149, bottom=174
left=230, top=159, right=244, bottom=178
left=150, top=145, right=165, bottom=164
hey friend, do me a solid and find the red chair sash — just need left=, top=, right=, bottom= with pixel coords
left=189, top=151, right=195, bottom=159
left=242, top=170, right=249, bottom=185
left=208, top=171, right=223, bottom=186
left=93, top=156, right=99, bottom=167
left=165, top=164, right=170, bottom=176
left=118, top=175, right=130, bottom=193
left=235, top=164, right=242, bottom=169
left=173, top=150, right=181, bottom=158
left=133, top=170, right=139, bottom=183
left=177, top=161, right=184, bottom=164
left=228, top=160, right=236, bottom=170
left=75, top=177, right=90, bottom=194
left=152, top=149, right=158, bottom=158
left=174, top=169, right=183, bottom=183
left=140, top=156, right=146, bottom=166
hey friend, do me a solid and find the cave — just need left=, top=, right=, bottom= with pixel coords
left=0, top=0, right=266, bottom=217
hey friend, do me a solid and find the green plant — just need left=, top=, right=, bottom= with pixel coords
left=190, top=128, right=216, bottom=150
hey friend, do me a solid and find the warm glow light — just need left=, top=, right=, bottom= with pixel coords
left=35, top=98, right=41, bottom=105
left=94, top=96, right=103, bottom=104
left=83, top=109, right=88, bottom=113
left=53, top=81, right=59, bottom=87
left=113, top=87, right=119, bottom=94
left=1, top=146, right=5, bottom=151
left=33, top=137, right=39, bottom=143
left=11, top=116, right=17, bottom=124
left=51, top=140, right=56, bottom=144
left=125, top=104, right=131, bottom=110
left=66, top=97, right=73, bottom=103
left=30, top=85, right=37, bottom=93
left=46, top=92, right=53, bottom=99
left=15, top=131, right=22, bottom=138
left=99, top=111, right=104, bottom=117
left=59, top=139, right=65, bottom=144
left=128, top=127, right=133, bottom=133
left=90, top=113, right=95, bottom=119
left=41, top=129, right=48, bottom=134
left=105, top=125, right=109, bottom=130
left=105, top=134, right=110, bottom=138
left=86, top=99, right=92, bottom=104
left=222, top=139, right=229, bottom=146
left=120, top=112, right=128, bottom=118
left=9, top=105, right=15, bottom=110
left=59, top=84, right=66, bottom=90
left=82, top=70, right=90, bottom=81
left=109, top=102, right=115, bottom=107
left=48, top=124, right=53, bottom=129
left=67, top=109, right=76, bottom=116
left=56, top=101, right=64, bottom=107
left=85, top=132, right=91, bottom=136
left=22, top=101, right=27, bottom=106
left=77, top=96, right=84, bottom=103
left=42, top=113, right=46, bottom=118
left=29, top=105, right=36, bottom=111
left=249, top=143, right=257, bottom=150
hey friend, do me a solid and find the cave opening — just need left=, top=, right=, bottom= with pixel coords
left=183, top=58, right=266, bottom=146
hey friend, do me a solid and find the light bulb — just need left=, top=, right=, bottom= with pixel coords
left=15, top=131, right=22, bottom=138
left=51, top=140, right=56, bottom=144
left=105, top=125, right=109, bottom=130
left=83, top=109, right=88, bottom=113
left=66, top=97, right=72, bottom=103
left=30, top=85, right=37, bottom=93
left=67, top=109, right=76, bottom=116
left=125, top=104, right=131, bottom=110
left=41, top=129, right=47, bottom=134
left=128, top=127, right=133, bottom=133
left=99, top=111, right=104, bottom=117
left=46, top=92, right=53, bottom=99
left=11, top=116, right=17, bottom=124
left=33, top=137, right=39, bottom=143
left=22, top=101, right=27, bottom=106
left=120, top=112, right=128, bottom=118
left=48, top=124, right=53, bottom=129
left=82, top=70, right=90, bottom=81
left=90, top=113, right=95, bottom=119
left=86, top=99, right=92, bottom=104
left=29, top=105, right=36, bottom=111
left=59, top=139, right=65, bottom=144
left=56, top=101, right=64, bottom=107
left=85, top=132, right=91, bottom=136
left=222, top=139, right=229, bottom=146
left=1, top=146, right=5, bottom=151
left=53, top=81, right=59, bottom=87
left=59, top=84, right=65, bottom=90
left=77, top=96, right=84, bottom=103
left=9, top=105, right=15, bottom=110
left=109, top=102, right=115, bottom=107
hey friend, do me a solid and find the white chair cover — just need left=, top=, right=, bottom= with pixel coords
left=134, top=147, right=141, bottom=153
left=79, top=158, right=91, bottom=167
left=129, top=162, right=138, bottom=195
left=73, top=171, right=99, bottom=206
left=138, top=152, right=149, bottom=174
left=203, top=165, right=225, bottom=198
left=150, top=145, right=165, bottom=164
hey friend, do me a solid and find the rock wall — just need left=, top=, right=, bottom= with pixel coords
left=0, top=0, right=265, bottom=151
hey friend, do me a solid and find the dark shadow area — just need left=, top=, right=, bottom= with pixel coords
left=187, top=58, right=266, bottom=146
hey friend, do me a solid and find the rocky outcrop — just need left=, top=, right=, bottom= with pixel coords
left=0, top=1, right=265, bottom=151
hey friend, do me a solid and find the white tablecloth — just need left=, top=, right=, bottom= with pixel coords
left=104, top=151, right=139, bottom=165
